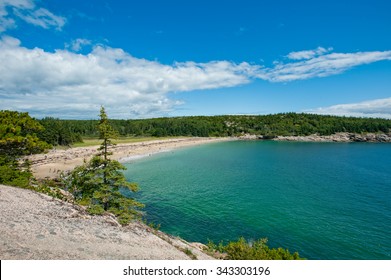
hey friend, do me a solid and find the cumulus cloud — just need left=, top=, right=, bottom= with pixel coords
left=0, top=36, right=260, bottom=118
left=0, top=0, right=65, bottom=32
left=1, top=36, right=391, bottom=118
left=305, top=98, right=391, bottom=119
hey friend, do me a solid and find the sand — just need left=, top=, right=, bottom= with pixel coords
left=0, top=184, right=214, bottom=259
left=28, top=137, right=231, bottom=179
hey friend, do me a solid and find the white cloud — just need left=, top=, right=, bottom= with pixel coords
left=1, top=37, right=391, bottom=118
left=305, top=98, right=391, bottom=119
left=0, top=0, right=65, bottom=32
left=261, top=50, right=391, bottom=82
left=286, top=47, right=332, bottom=60
left=13, top=7, right=66, bottom=30
left=0, top=36, right=260, bottom=118
left=65, top=38, right=92, bottom=52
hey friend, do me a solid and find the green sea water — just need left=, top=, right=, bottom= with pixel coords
left=122, top=141, right=391, bottom=259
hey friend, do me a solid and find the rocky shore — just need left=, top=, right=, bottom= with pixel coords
left=239, top=132, right=391, bottom=142
left=0, top=184, right=213, bottom=260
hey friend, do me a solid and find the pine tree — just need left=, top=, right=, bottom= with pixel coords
left=0, top=110, right=50, bottom=187
left=97, top=106, right=118, bottom=161
left=65, top=106, right=143, bottom=224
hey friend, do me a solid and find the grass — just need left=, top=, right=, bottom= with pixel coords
left=72, top=136, right=181, bottom=148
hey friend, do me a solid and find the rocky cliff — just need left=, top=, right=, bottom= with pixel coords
left=0, top=185, right=213, bottom=260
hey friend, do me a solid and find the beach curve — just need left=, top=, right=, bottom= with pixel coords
left=28, top=137, right=232, bottom=179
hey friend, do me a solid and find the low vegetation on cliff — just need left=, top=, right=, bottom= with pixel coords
left=206, top=237, right=304, bottom=260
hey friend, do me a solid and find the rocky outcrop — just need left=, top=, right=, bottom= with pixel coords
left=237, top=134, right=261, bottom=140
left=238, top=133, right=391, bottom=142
left=238, top=134, right=277, bottom=140
left=273, top=133, right=391, bottom=143
left=0, top=185, right=214, bottom=260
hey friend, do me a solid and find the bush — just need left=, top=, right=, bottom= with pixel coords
left=0, top=157, right=32, bottom=188
left=117, top=213, right=132, bottom=225
left=207, top=237, right=304, bottom=260
left=34, top=179, right=67, bottom=200
left=87, top=204, right=105, bottom=215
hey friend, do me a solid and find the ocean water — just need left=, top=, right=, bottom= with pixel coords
left=122, top=141, right=391, bottom=259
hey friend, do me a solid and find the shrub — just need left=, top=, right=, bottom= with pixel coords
left=87, top=204, right=105, bottom=215
left=207, top=237, right=304, bottom=260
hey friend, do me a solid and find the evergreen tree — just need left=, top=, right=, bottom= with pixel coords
left=0, top=110, right=50, bottom=187
left=38, top=117, right=82, bottom=146
left=97, top=106, right=118, bottom=161
left=65, top=106, right=143, bottom=224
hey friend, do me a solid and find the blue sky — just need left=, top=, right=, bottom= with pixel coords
left=0, top=0, right=391, bottom=119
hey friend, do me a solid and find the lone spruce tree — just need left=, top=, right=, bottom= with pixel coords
left=65, top=106, right=143, bottom=225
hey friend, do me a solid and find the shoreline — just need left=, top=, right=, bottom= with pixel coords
left=28, top=137, right=233, bottom=179
left=28, top=132, right=391, bottom=179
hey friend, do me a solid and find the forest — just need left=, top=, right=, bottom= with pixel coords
left=37, top=113, right=391, bottom=146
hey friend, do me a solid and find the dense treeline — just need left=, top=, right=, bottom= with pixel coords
left=38, top=113, right=391, bottom=145
left=37, top=117, right=84, bottom=146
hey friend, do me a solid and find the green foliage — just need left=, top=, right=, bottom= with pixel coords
left=35, top=113, right=391, bottom=142
left=38, top=117, right=82, bottom=146
left=0, top=110, right=50, bottom=187
left=77, top=196, right=92, bottom=206
left=206, top=239, right=226, bottom=253
left=34, top=179, right=68, bottom=201
left=142, top=219, right=161, bottom=231
left=207, top=237, right=304, bottom=260
left=87, top=204, right=105, bottom=215
left=181, top=248, right=197, bottom=260
left=117, top=212, right=132, bottom=225
left=64, top=107, right=144, bottom=225
left=97, top=106, right=119, bottom=160
left=98, top=106, right=119, bottom=141
left=0, top=110, right=51, bottom=156
left=0, top=157, right=32, bottom=188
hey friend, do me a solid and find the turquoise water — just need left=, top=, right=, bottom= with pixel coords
left=122, top=141, right=391, bottom=259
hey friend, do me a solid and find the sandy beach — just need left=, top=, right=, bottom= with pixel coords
left=28, top=137, right=231, bottom=179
